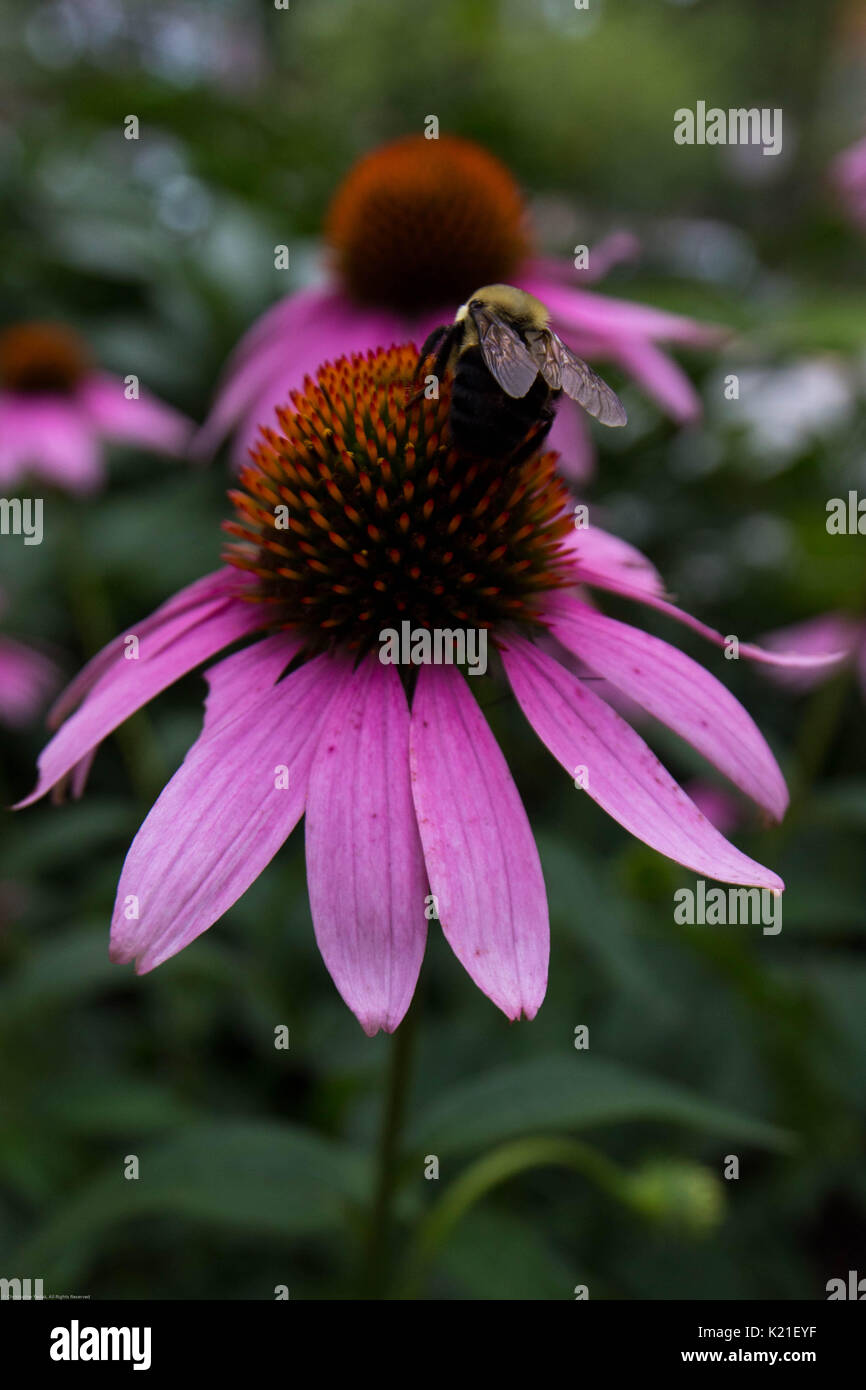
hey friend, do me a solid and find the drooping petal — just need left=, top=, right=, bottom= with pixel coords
left=49, top=568, right=251, bottom=727
left=757, top=613, right=861, bottom=692
left=543, top=592, right=788, bottom=820
left=501, top=635, right=783, bottom=890
left=568, top=559, right=851, bottom=671
left=110, top=649, right=347, bottom=973
left=17, top=589, right=268, bottom=806
left=305, top=657, right=427, bottom=1035
left=559, top=524, right=666, bottom=597
left=607, top=337, right=703, bottom=422
left=79, top=374, right=193, bottom=455
left=409, top=664, right=548, bottom=1021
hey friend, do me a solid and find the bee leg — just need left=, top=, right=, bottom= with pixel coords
left=407, top=325, right=454, bottom=405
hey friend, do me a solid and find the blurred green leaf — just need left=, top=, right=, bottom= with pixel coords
left=15, top=1121, right=369, bottom=1282
left=410, top=1055, right=792, bottom=1156
left=435, top=1208, right=576, bottom=1300
left=0, top=923, right=117, bottom=1025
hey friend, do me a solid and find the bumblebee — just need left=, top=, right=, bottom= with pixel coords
left=416, top=284, right=626, bottom=462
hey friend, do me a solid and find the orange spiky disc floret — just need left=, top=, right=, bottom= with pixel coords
left=0, top=322, right=91, bottom=394
left=325, top=135, right=531, bottom=312
left=223, top=345, right=574, bottom=656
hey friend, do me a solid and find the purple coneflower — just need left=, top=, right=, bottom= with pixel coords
left=19, top=346, right=829, bottom=1034
left=0, top=321, right=192, bottom=492
left=196, top=134, right=723, bottom=482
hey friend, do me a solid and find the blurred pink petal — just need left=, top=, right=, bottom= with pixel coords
left=0, top=636, right=59, bottom=728
left=830, top=136, right=866, bottom=231
left=0, top=395, right=101, bottom=492
left=546, top=398, right=595, bottom=483
left=607, top=338, right=702, bottom=422
left=683, top=781, right=744, bottom=836
left=758, top=613, right=862, bottom=692
left=529, top=233, right=641, bottom=286
left=520, top=277, right=727, bottom=347
left=80, top=374, right=193, bottom=455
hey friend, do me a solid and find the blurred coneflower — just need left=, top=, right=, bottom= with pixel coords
left=196, top=134, right=724, bottom=482
left=0, top=589, right=59, bottom=729
left=20, top=346, right=830, bottom=1033
left=830, top=135, right=866, bottom=232
left=0, top=321, right=192, bottom=492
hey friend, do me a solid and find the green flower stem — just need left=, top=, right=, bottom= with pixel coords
left=362, top=1005, right=418, bottom=1298
left=399, top=1134, right=638, bottom=1300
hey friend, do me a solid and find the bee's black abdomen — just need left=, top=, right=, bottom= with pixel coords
left=449, top=347, right=556, bottom=460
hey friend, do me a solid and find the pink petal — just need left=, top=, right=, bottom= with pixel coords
left=546, top=400, right=595, bottom=483
left=201, top=630, right=304, bottom=737
left=195, top=289, right=412, bottom=461
left=110, top=648, right=347, bottom=972
left=857, top=635, right=866, bottom=702
left=683, top=780, right=743, bottom=836
left=228, top=306, right=415, bottom=465
left=544, top=593, right=788, bottom=820
left=501, top=635, right=783, bottom=890
left=0, top=637, right=59, bottom=727
left=520, top=277, right=727, bottom=347
left=306, top=657, right=428, bottom=1035
left=18, top=589, right=268, bottom=807
left=757, top=613, right=861, bottom=692
left=49, top=568, right=251, bottom=726
left=192, top=290, right=335, bottom=456
left=560, top=525, right=666, bottom=597
left=79, top=374, right=193, bottom=455
left=0, top=394, right=102, bottom=492
left=569, top=562, right=851, bottom=671
left=409, top=665, right=548, bottom=1021
left=608, top=338, right=702, bottom=422
left=525, top=234, right=641, bottom=287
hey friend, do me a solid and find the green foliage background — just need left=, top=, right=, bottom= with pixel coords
left=0, top=0, right=864, bottom=1299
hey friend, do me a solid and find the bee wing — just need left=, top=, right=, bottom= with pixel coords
left=470, top=304, right=539, bottom=398
left=528, top=329, right=627, bottom=427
